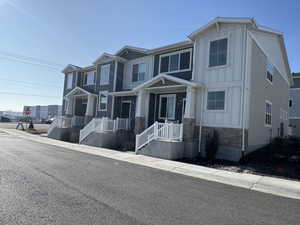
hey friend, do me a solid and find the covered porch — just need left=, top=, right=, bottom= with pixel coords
left=64, top=87, right=98, bottom=128
left=133, top=74, right=203, bottom=158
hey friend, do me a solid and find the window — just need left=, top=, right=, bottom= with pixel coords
left=83, top=71, right=95, bottom=85
left=100, top=64, right=110, bottom=85
left=66, top=73, right=73, bottom=89
left=209, top=38, right=228, bottom=67
left=98, top=91, right=108, bottom=111
left=132, top=63, right=146, bottom=82
left=266, top=62, right=274, bottom=83
left=159, top=49, right=191, bottom=73
left=289, top=99, right=293, bottom=107
left=159, top=94, right=176, bottom=120
left=207, top=91, right=225, bottom=110
left=265, top=101, right=272, bottom=126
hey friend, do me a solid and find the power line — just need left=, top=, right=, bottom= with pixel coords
left=0, top=56, right=61, bottom=71
left=0, top=50, right=65, bottom=68
left=0, top=78, right=62, bottom=88
left=0, top=92, right=61, bottom=99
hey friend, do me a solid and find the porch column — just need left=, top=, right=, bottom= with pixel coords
left=183, top=86, right=198, bottom=158
left=135, top=90, right=147, bottom=134
left=85, top=94, right=95, bottom=125
left=65, top=96, right=74, bottom=117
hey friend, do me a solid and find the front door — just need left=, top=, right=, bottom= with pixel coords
left=121, top=101, right=131, bottom=119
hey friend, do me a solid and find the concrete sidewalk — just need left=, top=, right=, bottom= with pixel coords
left=2, top=128, right=300, bottom=200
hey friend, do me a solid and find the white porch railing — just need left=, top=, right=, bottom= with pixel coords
left=135, top=121, right=183, bottom=152
left=47, top=116, right=72, bottom=136
left=79, top=117, right=130, bottom=143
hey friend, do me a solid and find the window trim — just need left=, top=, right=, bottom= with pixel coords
left=206, top=89, right=226, bottom=112
left=132, top=63, right=146, bottom=83
left=100, top=64, right=110, bottom=85
left=158, top=94, right=176, bottom=120
left=98, top=91, right=108, bottom=111
left=66, top=73, right=73, bottom=90
left=158, top=48, right=192, bottom=74
left=207, top=36, right=230, bottom=69
left=265, top=100, right=272, bottom=127
left=83, top=70, right=96, bottom=86
left=266, top=62, right=274, bottom=85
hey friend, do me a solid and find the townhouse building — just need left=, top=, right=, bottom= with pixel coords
left=48, top=17, right=292, bottom=161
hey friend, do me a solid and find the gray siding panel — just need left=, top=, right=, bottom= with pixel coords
left=289, top=89, right=300, bottom=118
left=248, top=40, right=289, bottom=148
left=116, top=62, right=124, bottom=91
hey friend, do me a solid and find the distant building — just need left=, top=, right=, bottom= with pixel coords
left=289, top=73, right=300, bottom=136
left=23, top=105, right=62, bottom=121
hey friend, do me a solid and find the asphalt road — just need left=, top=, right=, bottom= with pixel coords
left=0, top=131, right=299, bottom=225
left=0, top=122, right=49, bottom=130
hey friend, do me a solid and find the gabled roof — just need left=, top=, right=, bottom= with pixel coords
left=115, top=45, right=148, bottom=56
left=65, top=87, right=97, bottom=98
left=188, top=17, right=257, bottom=40
left=133, top=74, right=203, bottom=92
left=62, top=64, right=81, bottom=73
left=93, top=53, right=126, bottom=65
left=147, top=41, right=193, bottom=54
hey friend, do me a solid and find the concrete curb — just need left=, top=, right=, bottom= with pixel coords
left=3, top=129, right=300, bottom=200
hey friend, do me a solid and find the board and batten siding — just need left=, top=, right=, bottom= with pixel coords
left=193, top=23, right=246, bottom=128
left=247, top=39, right=289, bottom=150
left=122, top=56, right=154, bottom=90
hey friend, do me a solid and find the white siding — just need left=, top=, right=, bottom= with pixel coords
left=193, top=23, right=246, bottom=128
left=248, top=29, right=289, bottom=84
left=123, top=56, right=154, bottom=90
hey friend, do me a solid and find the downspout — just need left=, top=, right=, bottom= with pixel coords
left=198, top=85, right=205, bottom=153
left=241, top=25, right=248, bottom=158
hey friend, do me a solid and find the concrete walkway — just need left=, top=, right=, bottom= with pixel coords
left=2, top=128, right=300, bottom=200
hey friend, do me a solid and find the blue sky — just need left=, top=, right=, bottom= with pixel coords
left=0, top=0, right=299, bottom=111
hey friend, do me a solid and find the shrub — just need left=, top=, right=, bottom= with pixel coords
left=205, top=129, right=219, bottom=163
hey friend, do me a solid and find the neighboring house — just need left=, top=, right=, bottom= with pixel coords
left=23, top=105, right=62, bottom=121
left=49, top=17, right=292, bottom=161
left=289, top=73, right=300, bottom=136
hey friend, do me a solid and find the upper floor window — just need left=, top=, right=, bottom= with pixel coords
left=265, top=101, right=272, bottom=126
left=66, top=73, right=73, bottom=89
left=100, top=64, right=110, bottom=85
left=98, top=91, right=108, bottom=111
left=83, top=71, right=96, bottom=86
left=207, top=91, right=225, bottom=110
left=209, top=38, right=228, bottom=67
left=132, top=63, right=146, bottom=82
left=266, top=62, right=274, bottom=83
left=159, top=49, right=191, bottom=73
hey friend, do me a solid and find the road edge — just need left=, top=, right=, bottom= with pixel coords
left=2, top=128, right=300, bottom=200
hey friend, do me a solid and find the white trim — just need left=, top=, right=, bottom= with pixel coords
left=289, top=117, right=300, bottom=120
left=82, top=70, right=96, bottom=86
left=62, top=64, right=81, bottom=73
left=147, top=41, right=193, bottom=54
left=265, top=100, right=272, bottom=127
left=158, top=48, right=192, bottom=74
left=145, top=85, right=186, bottom=91
left=188, top=17, right=256, bottom=40
left=158, top=94, right=176, bottom=121
left=207, top=36, right=230, bottom=69
left=115, top=45, right=148, bottom=56
left=98, top=91, right=108, bottom=111
left=133, top=74, right=203, bottom=92
left=182, top=98, right=186, bottom=121
left=110, top=91, right=137, bottom=96
left=65, top=87, right=97, bottom=98
left=93, top=53, right=126, bottom=65
left=205, top=89, right=226, bottom=112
